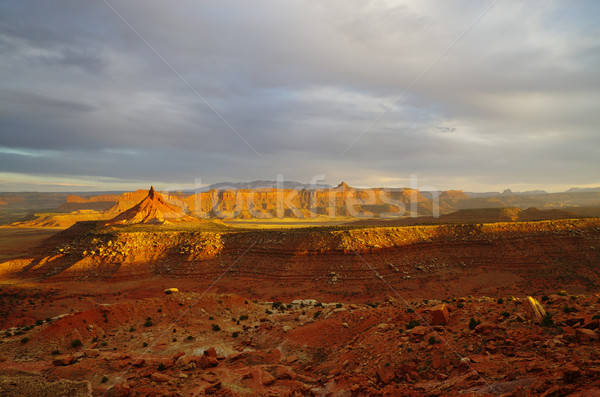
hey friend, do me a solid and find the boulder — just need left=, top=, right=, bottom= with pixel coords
left=430, top=304, right=450, bottom=326
left=164, top=288, right=179, bottom=294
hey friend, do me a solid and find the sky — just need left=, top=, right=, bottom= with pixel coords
left=0, top=0, right=599, bottom=192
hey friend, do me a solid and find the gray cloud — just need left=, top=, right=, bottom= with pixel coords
left=0, top=0, right=599, bottom=192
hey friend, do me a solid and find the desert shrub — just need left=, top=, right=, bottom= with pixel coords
left=144, top=317, right=153, bottom=327
left=232, top=332, right=239, bottom=338
left=423, top=300, right=429, bottom=304
left=313, top=311, right=322, bottom=319
left=211, top=324, right=221, bottom=332
left=428, top=336, right=438, bottom=345
left=593, top=314, right=600, bottom=320
left=21, top=337, right=29, bottom=344
left=157, top=363, right=165, bottom=371
left=51, top=349, right=60, bottom=355
left=142, top=342, right=148, bottom=347
left=562, top=305, right=576, bottom=314
left=71, top=339, right=82, bottom=348
left=187, top=335, right=193, bottom=340
left=265, top=309, right=273, bottom=315
left=208, top=316, right=214, bottom=320
left=541, top=295, right=550, bottom=302
left=406, top=320, right=420, bottom=329
left=315, top=302, right=323, bottom=307
left=129, top=326, right=135, bottom=332
left=497, top=298, right=504, bottom=304
left=239, top=315, right=249, bottom=321
left=36, top=319, right=44, bottom=326
left=406, top=308, right=414, bottom=313
left=101, top=376, right=109, bottom=383
left=172, top=338, right=177, bottom=342
left=100, top=341, right=107, bottom=347
left=336, top=303, right=342, bottom=309
left=457, top=303, right=465, bottom=309
left=468, top=318, right=481, bottom=330
left=542, top=313, right=555, bottom=327
left=501, top=311, right=510, bottom=318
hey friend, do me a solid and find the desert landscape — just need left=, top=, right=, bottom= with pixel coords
left=1, top=185, right=600, bottom=396
left=2, top=1, right=599, bottom=395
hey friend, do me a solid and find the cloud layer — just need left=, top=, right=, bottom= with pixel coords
left=1, top=0, right=599, bottom=191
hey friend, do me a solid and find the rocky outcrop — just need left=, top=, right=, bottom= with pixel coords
left=108, top=187, right=198, bottom=225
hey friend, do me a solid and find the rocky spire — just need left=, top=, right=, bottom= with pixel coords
left=149, top=186, right=155, bottom=199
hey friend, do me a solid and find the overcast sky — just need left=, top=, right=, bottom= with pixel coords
left=0, top=1, right=598, bottom=192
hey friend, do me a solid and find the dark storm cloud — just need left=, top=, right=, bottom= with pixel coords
left=0, top=0, right=599, bottom=191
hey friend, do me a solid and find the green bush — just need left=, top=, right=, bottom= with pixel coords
left=406, top=320, right=420, bottom=329
left=232, top=332, right=239, bottom=338
left=21, top=337, right=29, bottom=344
left=501, top=311, right=510, bottom=318
left=211, top=324, right=221, bottom=332
left=239, top=315, right=249, bottom=321
left=71, top=339, right=82, bottom=348
left=101, top=376, right=109, bottom=383
left=542, top=313, right=555, bottom=327
left=428, top=336, right=438, bottom=345
left=157, top=362, right=165, bottom=371
left=313, top=310, right=322, bottom=319
left=144, top=317, right=153, bottom=327
left=468, top=318, right=481, bottom=330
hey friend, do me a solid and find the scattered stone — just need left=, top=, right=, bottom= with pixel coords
left=376, top=365, right=396, bottom=384
left=52, top=355, right=75, bottom=366
left=204, top=347, right=217, bottom=358
left=411, top=326, right=428, bottom=336
left=575, top=328, right=598, bottom=342
left=150, top=372, right=171, bottom=383
left=563, top=364, right=581, bottom=383
left=163, top=288, right=179, bottom=294
left=84, top=349, right=99, bottom=358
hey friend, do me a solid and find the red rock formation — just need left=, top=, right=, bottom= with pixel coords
left=108, top=187, right=197, bottom=225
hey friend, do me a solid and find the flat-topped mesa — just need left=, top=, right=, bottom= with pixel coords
left=107, top=186, right=197, bottom=225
